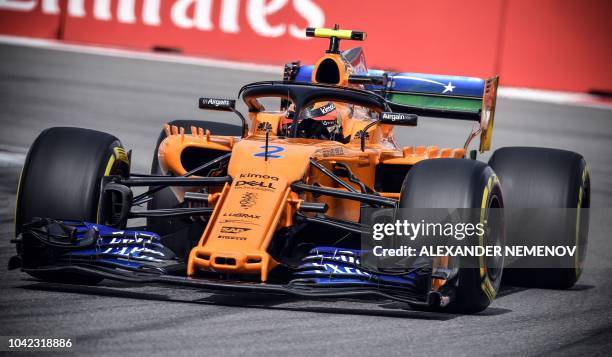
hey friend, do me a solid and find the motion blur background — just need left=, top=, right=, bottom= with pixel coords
left=1, top=0, right=611, bottom=93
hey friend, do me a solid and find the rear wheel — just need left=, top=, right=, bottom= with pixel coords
left=147, top=120, right=241, bottom=258
left=399, top=159, right=504, bottom=313
left=15, top=127, right=130, bottom=283
left=489, top=147, right=589, bottom=288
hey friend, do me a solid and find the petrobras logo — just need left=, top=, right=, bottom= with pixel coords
left=1, top=0, right=326, bottom=39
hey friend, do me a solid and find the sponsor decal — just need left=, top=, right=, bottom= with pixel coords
left=223, top=212, right=261, bottom=220
left=235, top=173, right=279, bottom=191
left=380, top=112, right=417, bottom=125
left=220, top=226, right=251, bottom=234
left=200, top=97, right=234, bottom=109
left=113, top=147, right=130, bottom=165
left=236, top=180, right=275, bottom=190
left=319, top=102, right=336, bottom=114
left=0, top=0, right=325, bottom=40
left=305, top=102, right=336, bottom=119
left=219, top=219, right=260, bottom=226
left=257, top=122, right=273, bottom=133
left=381, top=112, right=407, bottom=121
left=108, top=237, right=151, bottom=245
left=239, top=191, right=258, bottom=209
left=318, top=147, right=345, bottom=157
left=217, top=235, right=247, bottom=241
left=239, top=173, right=279, bottom=181
left=101, top=246, right=165, bottom=261
left=310, top=262, right=371, bottom=276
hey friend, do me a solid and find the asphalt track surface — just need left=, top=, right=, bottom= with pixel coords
left=1, top=44, right=612, bottom=356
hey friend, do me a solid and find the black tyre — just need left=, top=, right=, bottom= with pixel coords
left=147, top=120, right=241, bottom=257
left=489, top=147, right=589, bottom=288
left=399, top=159, right=504, bottom=314
left=15, top=127, right=130, bottom=283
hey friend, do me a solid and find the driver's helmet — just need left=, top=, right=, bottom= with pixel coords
left=281, top=101, right=342, bottom=140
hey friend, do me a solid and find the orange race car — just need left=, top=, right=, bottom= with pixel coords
left=11, top=27, right=590, bottom=314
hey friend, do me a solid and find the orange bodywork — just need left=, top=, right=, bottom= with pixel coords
left=157, top=52, right=467, bottom=282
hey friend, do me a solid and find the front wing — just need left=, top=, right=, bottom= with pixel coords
left=11, top=219, right=443, bottom=308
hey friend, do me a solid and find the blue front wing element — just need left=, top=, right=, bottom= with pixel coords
left=291, top=246, right=418, bottom=288
left=51, top=221, right=177, bottom=272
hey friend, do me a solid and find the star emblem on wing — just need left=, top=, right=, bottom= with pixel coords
left=442, top=82, right=455, bottom=93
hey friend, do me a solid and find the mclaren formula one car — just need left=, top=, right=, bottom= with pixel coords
left=10, top=27, right=590, bottom=314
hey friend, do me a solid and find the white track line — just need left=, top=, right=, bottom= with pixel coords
left=498, top=87, right=612, bottom=110
left=1, top=35, right=610, bottom=109
left=0, top=35, right=281, bottom=74
left=0, top=151, right=26, bottom=168
left=0, top=145, right=27, bottom=168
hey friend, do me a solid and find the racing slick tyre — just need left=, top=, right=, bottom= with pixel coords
left=399, top=159, right=504, bottom=314
left=147, top=120, right=242, bottom=258
left=488, top=147, right=590, bottom=289
left=15, top=127, right=130, bottom=284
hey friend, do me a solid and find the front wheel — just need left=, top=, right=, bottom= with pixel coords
left=399, top=159, right=504, bottom=314
left=15, top=127, right=130, bottom=283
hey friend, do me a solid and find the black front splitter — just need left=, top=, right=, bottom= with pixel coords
left=22, top=264, right=445, bottom=308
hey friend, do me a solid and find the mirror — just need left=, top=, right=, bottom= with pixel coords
left=198, top=97, right=247, bottom=137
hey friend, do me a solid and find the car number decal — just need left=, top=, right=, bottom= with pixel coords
left=253, top=145, right=284, bottom=159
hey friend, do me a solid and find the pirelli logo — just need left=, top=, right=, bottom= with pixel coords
left=113, top=147, right=129, bottom=165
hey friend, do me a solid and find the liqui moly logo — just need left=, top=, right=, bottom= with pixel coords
left=0, top=0, right=325, bottom=39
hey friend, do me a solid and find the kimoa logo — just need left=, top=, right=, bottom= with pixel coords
left=1, top=0, right=326, bottom=39
left=239, top=173, right=279, bottom=181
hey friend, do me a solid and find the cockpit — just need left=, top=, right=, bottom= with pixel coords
left=240, top=82, right=387, bottom=143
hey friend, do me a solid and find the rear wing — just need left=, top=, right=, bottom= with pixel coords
left=292, top=65, right=498, bottom=152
